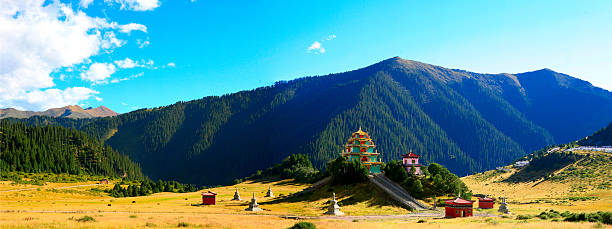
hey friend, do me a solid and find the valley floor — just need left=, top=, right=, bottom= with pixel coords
left=1, top=176, right=609, bottom=228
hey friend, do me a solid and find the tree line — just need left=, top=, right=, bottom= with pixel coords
left=0, top=120, right=143, bottom=179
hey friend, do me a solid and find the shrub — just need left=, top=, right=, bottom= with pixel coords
left=516, top=214, right=532, bottom=220
left=177, top=222, right=190, bottom=227
left=288, top=222, right=316, bottom=229
left=563, top=211, right=611, bottom=225
left=76, top=216, right=96, bottom=222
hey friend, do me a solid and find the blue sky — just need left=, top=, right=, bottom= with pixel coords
left=3, top=0, right=612, bottom=113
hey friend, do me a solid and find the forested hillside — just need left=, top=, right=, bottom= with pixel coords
left=0, top=120, right=143, bottom=179
left=7, top=57, right=612, bottom=185
left=579, top=122, right=612, bottom=146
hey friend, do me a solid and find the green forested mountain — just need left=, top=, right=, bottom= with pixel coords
left=579, top=122, right=612, bottom=146
left=7, top=57, right=612, bottom=185
left=0, top=120, right=143, bottom=178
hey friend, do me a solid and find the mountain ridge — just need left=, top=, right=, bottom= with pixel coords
left=6, top=57, right=612, bottom=185
left=0, top=105, right=118, bottom=119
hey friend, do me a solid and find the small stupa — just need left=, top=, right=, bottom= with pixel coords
left=232, top=187, right=242, bottom=201
left=324, top=193, right=344, bottom=216
left=498, top=197, right=510, bottom=214
left=265, top=185, right=274, bottom=197
left=245, top=193, right=262, bottom=211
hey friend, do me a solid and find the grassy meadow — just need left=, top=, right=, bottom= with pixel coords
left=0, top=171, right=609, bottom=228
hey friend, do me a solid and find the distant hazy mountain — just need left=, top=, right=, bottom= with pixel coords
left=9, top=57, right=612, bottom=185
left=0, top=105, right=118, bottom=119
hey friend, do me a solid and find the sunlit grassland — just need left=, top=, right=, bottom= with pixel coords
left=0, top=173, right=608, bottom=228
left=462, top=151, right=612, bottom=215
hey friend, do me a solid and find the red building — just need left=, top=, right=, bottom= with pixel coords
left=478, top=197, right=495, bottom=209
left=444, top=197, right=474, bottom=218
left=201, top=191, right=217, bottom=205
left=401, top=152, right=421, bottom=175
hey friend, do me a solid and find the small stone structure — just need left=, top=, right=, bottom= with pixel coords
left=245, top=193, right=262, bottom=211
left=265, top=185, right=274, bottom=197
left=324, top=193, right=344, bottom=216
left=232, top=187, right=242, bottom=201
left=498, top=197, right=510, bottom=214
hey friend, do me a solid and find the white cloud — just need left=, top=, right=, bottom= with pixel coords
left=114, top=58, right=138, bottom=68
left=80, top=0, right=95, bottom=8
left=167, top=62, right=176, bottom=67
left=307, top=41, right=325, bottom=54
left=119, top=23, right=147, bottom=33
left=100, top=31, right=124, bottom=50
left=307, top=34, right=335, bottom=54
left=81, top=63, right=116, bottom=84
left=2, top=87, right=99, bottom=111
left=106, top=0, right=161, bottom=11
left=0, top=0, right=144, bottom=111
left=308, top=41, right=321, bottom=51
left=110, top=72, right=144, bottom=83
left=138, top=40, right=150, bottom=48
left=121, top=102, right=128, bottom=106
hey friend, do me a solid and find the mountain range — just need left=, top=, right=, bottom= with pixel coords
left=0, top=105, right=118, bottom=119
left=6, top=57, right=612, bottom=185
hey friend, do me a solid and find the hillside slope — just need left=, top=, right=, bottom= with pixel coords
left=462, top=150, right=611, bottom=208
left=463, top=123, right=612, bottom=206
left=8, top=57, right=612, bottom=185
left=0, top=105, right=118, bottom=119
left=579, top=122, right=612, bottom=146
left=0, top=120, right=143, bottom=179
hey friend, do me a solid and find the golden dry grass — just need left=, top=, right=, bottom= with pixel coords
left=0, top=177, right=608, bottom=228
left=462, top=165, right=612, bottom=215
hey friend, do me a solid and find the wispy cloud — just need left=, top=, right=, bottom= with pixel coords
left=307, top=34, right=336, bottom=54
left=110, top=72, right=144, bottom=83
left=138, top=39, right=150, bottom=48
left=105, top=0, right=161, bottom=11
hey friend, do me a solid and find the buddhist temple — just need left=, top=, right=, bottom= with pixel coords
left=341, top=127, right=383, bottom=173
left=444, top=197, right=474, bottom=218
left=478, top=197, right=495, bottom=209
left=401, top=151, right=422, bottom=175
left=201, top=191, right=217, bottom=205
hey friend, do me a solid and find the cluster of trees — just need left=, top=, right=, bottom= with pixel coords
left=0, top=120, right=143, bottom=179
left=384, top=161, right=471, bottom=199
left=107, top=180, right=198, bottom=198
left=244, top=154, right=322, bottom=183
left=326, top=157, right=369, bottom=185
